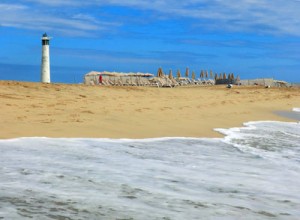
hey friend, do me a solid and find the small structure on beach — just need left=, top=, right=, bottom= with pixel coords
left=214, top=73, right=237, bottom=85
left=84, top=71, right=154, bottom=86
left=83, top=67, right=217, bottom=87
left=239, top=78, right=289, bottom=87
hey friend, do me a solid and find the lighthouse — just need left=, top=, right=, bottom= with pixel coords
left=41, top=33, right=51, bottom=83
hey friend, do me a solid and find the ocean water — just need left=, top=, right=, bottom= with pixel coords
left=0, top=117, right=300, bottom=219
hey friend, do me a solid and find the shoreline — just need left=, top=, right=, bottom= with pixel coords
left=0, top=117, right=299, bottom=141
left=1, top=80, right=299, bottom=139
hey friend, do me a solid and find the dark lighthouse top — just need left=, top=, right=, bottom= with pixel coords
left=42, top=33, right=50, bottom=45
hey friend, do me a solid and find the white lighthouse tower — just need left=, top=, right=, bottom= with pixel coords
left=41, top=33, right=51, bottom=83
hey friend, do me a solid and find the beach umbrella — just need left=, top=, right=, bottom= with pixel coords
left=229, top=73, right=234, bottom=83
left=185, top=67, right=189, bottom=78
left=215, top=73, right=218, bottom=81
left=169, top=69, right=173, bottom=79
left=192, top=71, right=196, bottom=80
left=205, top=70, right=208, bottom=79
left=157, top=67, right=163, bottom=77
left=219, top=73, right=222, bottom=79
left=177, top=69, right=181, bottom=79
left=200, top=70, right=204, bottom=79
left=223, top=73, right=227, bottom=80
left=210, top=70, right=213, bottom=79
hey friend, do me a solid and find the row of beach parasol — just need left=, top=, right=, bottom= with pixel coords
left=157, top=67, right=239, bottom=81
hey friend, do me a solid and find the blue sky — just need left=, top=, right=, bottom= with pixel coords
left=0, top=0, right=300, bottom=83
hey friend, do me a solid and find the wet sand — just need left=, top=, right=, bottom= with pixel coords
left=0, top=80, right=299, bottom=139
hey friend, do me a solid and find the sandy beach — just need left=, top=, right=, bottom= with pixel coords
left=0, top=80, right=299, bottom=139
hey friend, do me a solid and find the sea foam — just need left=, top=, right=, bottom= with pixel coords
left=0, top=120, right=300, bottom=219
left=293, top=107, right=300, bottom=112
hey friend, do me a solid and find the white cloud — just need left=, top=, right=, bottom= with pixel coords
left=124, top=0, right=300, bottom=36
left=2, top=0, right=300, bottom=36
left=202, top=0, right=300, bottom=35
left=112, top=0, right=300, bottom=36
left=0, top=3, right=28, bottom=10
left=23, top=0, right=84, bottom=6
left=0, top=2, right=118, bottom=36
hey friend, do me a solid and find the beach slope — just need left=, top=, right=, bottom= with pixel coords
left=0, top=81, right=299, bottom=139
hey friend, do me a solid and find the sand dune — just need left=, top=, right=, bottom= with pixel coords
left=0, top=81, right=299, bottom=139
